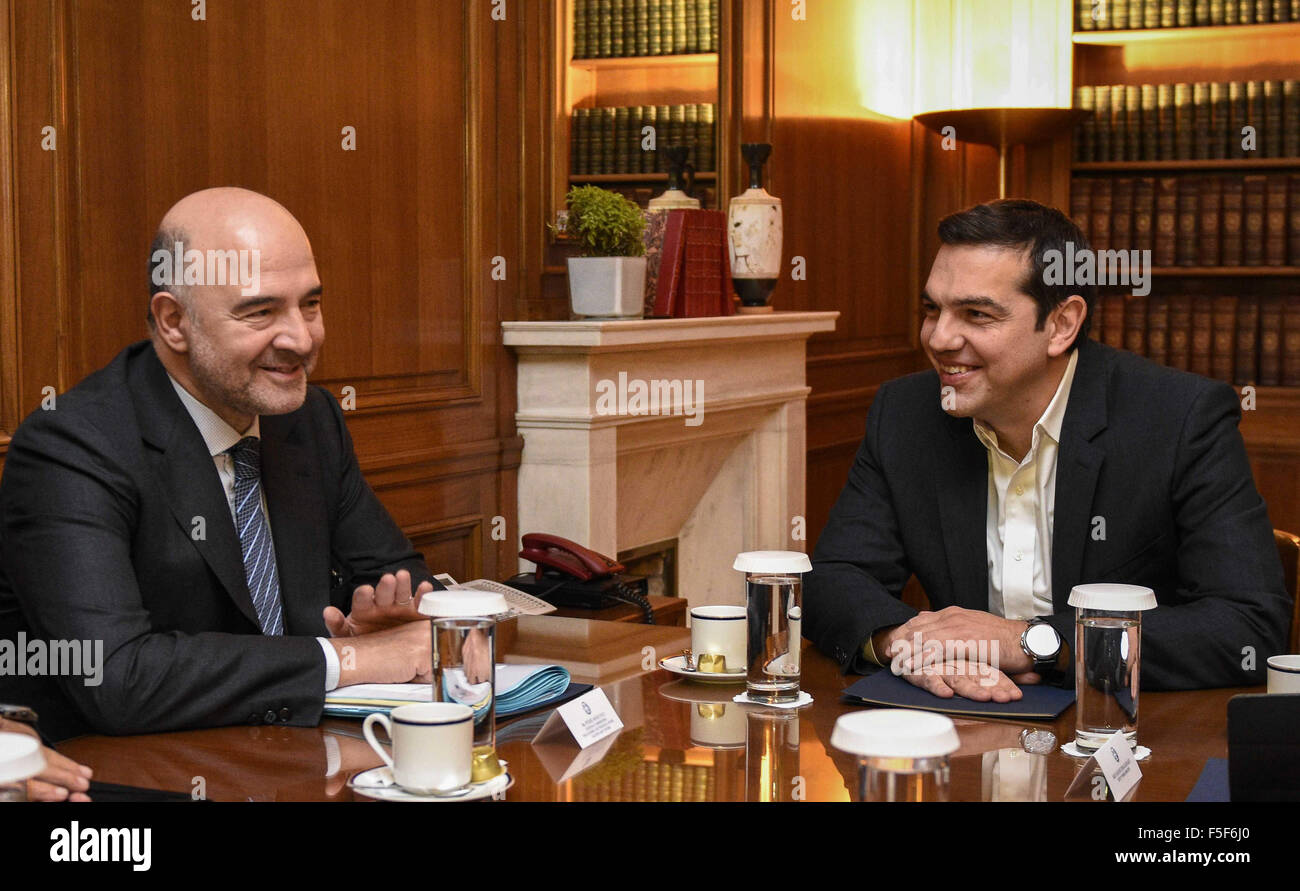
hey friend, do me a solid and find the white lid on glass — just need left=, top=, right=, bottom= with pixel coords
left=1067, top=583, right=1157, bottom=611
left=417, top=587, right=510, bottom=618
left=732, top=551, right=812, bottom=574
left=0, top=731, right=46, bottom=784
left=830, top=709, right=960, bottom=759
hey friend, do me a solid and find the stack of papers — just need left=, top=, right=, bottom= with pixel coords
left=324, top=664, right=572, bottom=718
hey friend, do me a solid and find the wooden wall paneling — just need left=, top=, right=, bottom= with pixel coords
left=6, top=0, right=62, bottom=464
left=2, top=1, right=523, bottom=584
left=0, top=0, right=19, bottom=461
left=762, top=0, right=925, bottom=549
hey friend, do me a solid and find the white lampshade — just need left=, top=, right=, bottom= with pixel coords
left=857, top=0, right=1073, bottom=119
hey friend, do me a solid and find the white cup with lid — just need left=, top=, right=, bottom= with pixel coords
left=418, top=587, right=511, bottom=782
left=1068, top=583, right=1157, bottom=752
left=831, top=709, right=959, bottom=801
left=0, top=732, right=47, bottom=802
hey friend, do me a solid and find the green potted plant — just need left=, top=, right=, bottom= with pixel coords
left=564, top=185, right=647, bottom=319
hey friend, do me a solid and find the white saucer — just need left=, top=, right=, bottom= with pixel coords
left=732, top=690, right=813, bottom=709
left=348, top=766, right=514, bottom=802
left=659, top=655, right=747, bottom=684
left=1061, top=740, right=1151, bottom=761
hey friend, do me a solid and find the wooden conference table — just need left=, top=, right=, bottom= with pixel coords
left=58, top=617, right=1248, bottom=802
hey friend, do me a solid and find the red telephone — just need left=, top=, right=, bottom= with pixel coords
left=512, top=533, right=652, bottom=622
left=519, top=533, right=625, bottom=582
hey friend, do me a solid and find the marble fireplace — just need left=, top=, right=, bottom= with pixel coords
left=503, top=312, right=838, bottom=611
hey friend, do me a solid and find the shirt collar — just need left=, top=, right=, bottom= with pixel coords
left=167, top=375, right=259, bottom=457
left=972, top=348, right=1079, bottom=456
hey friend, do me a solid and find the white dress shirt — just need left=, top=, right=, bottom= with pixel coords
left=972, top=349, right=1079, bottom=621
left=168, top=377, right=341, bottom=690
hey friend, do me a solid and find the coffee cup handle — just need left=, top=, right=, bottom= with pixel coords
left=362, top=713, right=395, bottom=771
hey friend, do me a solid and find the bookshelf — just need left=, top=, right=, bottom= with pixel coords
left=551, top=0, right=734, bottom=221
left=1074, top=158, right=1300, bottom=171
left=1073, top=21, right=1300, bottom=45
left=1067, top=8, right=1300, bottom=531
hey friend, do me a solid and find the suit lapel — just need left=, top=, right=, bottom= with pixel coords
left=260, top=412, right=329, bottom=637
left=1051, top=339, right=1111, bottom=612
left=936, top=410, right=989, bottom=610
left=131, top=347, right=261, bottom=628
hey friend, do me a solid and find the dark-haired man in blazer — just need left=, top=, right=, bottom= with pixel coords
left=806, top=199, right=1290, bottom=696
left=0, top=188, right=443, bottom=741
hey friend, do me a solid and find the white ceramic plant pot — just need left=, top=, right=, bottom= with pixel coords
left=567, top=256, right=647, bottom=319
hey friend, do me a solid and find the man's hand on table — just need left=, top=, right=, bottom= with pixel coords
left=873, top=606, right=1043, bottom=701
left=0, top=718, right=93, bottom=801
left=322, top=569, right=434, bottom=638
left=325, top=619, right=433, bottom=688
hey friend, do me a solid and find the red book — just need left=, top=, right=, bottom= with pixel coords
left=652, top=210, right=688, bottom=317
left=680, top=210, right=729, bottom=318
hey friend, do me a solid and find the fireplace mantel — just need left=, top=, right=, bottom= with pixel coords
left=503, top=311, right=838, bottom=607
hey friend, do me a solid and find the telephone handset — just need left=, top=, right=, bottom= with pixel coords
left=511, top=533, right=653, bottom=623
left=519, top=532, right=625, bottom=581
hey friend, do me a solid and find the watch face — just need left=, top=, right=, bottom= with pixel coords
left=1025, top=623, right=1059, bottom=658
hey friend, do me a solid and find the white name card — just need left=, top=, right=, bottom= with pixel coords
left=1093, top=730, right=1142, bottom=802
left=532, top=688, right=623, bottom=749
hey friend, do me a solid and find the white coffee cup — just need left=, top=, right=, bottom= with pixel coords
left=690, top=605, right=747, bottom=673
left=363, top=703, right=473, bottom=794
left=1267, top=654, right=1300, bottom=694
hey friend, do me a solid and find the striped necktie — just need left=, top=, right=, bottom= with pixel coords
left=228, top=436, right=285, bottom=635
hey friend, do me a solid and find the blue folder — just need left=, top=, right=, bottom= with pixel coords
left=1185, top=758, right=1229, bottom=802
left=842, top=668, right=1076, bottom=720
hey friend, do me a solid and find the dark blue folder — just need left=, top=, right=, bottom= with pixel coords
left=842, top=669, right=1075, bottom=720
left=1185, top=758, right=1229, bottom=802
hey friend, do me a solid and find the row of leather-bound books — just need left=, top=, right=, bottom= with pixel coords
left=1073, top=80, right=1299, bottom=163
left=1070, top=174, right=1300, bottom=267
left=572, top=0, right=718, bottom=59
left=571, top=103, right=716, bottom=176
left=1092, top=292, right=1300, bottom=386
left=1076, top=0, right=1300, bottom=29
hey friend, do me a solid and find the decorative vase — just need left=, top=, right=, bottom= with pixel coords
left=567, top=256, right=647, bottom=319
left=648, top=146, right=701, bottom=211
left=727, top=143, right=782, bottom=314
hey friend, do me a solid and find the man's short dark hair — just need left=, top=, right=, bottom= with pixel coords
left=146, top=225, right=189, bottom=330
left=936, top=199, right=1094, bottom=350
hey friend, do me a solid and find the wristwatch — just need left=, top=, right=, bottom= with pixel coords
left=1020, top=618, right=1062, bottom=673
left=0, top=704, right=39, bottom=727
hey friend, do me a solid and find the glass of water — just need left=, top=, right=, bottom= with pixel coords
left=831, top=710, right=959, bottom=802
left=1068, top=583, right=1157, bottom=751
left=0, top=732, right=46, bottom=802
left=733, top=551, right=811, bottom=703
left=420, top=588, right=510, bottom=782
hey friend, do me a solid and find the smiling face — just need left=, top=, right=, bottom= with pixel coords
left=150, top=189, right=324, bottom=432
left=920, top=243, right=1078, bottom=448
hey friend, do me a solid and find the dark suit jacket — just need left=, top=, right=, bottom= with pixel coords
left=0, top=341, right=437, bottom=740
left=805, top=337, right=1291, bottom=690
